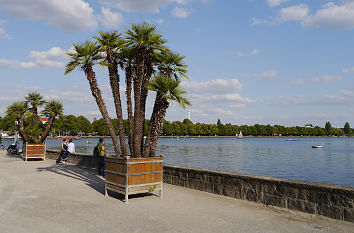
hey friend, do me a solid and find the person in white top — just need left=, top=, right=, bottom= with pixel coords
left=68, top=139, right=75, bottom=154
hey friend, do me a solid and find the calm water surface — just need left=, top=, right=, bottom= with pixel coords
left=3, top=137, right=354, bottom=187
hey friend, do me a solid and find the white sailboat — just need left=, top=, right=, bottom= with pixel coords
left=237, top=131, right=243, bottom=139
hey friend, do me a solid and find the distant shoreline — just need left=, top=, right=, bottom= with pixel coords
left=46, top=135, right=350, bottom=139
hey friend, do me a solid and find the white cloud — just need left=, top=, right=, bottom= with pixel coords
left=0, top=28, right=11, bottom=39
left=99, top=0, right=186, bottom=13
left=177, top=78, right=257, bottom=120
left=288, top=74, right=342, bottom=87
left=342, top=67, right=354, bottom=73
left=0, top=58, right=36, bottom=69
left=0, top=20, right=11, bottom=39
left=236, top=49, right=259, bottom=57
left=0, top=0, right=97, bottom=32
left=181, top=78, right=242, bottom=95
left=267, top=0, right=290, bottom=8
left=302, top=2, right=354, bottom=29
left=98, top=7, right=124, bottom=28
left=0, top=46, right=70, bottom=69
left=277, top=3, right=309, bottom=22
left=154, top=18, right=164, bottom=24
left=171, top=7, right=190, bottom=18
left=255, top=1, right=354, bottom=30
left=29, top=47, right=68, bottom=68
left=253, top=69, right=278, bottom=79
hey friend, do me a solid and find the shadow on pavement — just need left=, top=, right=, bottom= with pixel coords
left=37, top=164, right=105, bottom=195
left=36, top=163, right=156, bottom=202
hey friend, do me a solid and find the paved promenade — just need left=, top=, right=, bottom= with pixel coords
left=0, top=150, right=353, bottom=233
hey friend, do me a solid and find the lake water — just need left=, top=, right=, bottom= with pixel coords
left=3, top=137, right=354, bottom=188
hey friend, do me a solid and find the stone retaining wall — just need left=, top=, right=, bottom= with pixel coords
left=46, top=149, right=99, bottom=169
left=46, top=150, right=354, bottom=222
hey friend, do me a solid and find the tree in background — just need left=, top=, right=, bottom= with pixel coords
left=325, top=121, right=332, bottom=136
left=25, top=92, right=46, bottom=128
left=76, top=116, right=93, bottom=134
left=40, top=100, right=63, bottom=143
left=344, top=122, right=351, bottom=136
left=5, top=96, right=62, bottom=144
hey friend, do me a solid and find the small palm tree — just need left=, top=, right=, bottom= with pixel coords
left=40, top=100, right=63, bottom=143
left=156, top=50, right=189, bottom=80
left=94, top=31, right=128, bottom=156
left=6, top=101, right=30, bottom=142
left=25, top=92, right=46, bottom=128
left=143, top=75, right=190, bottom=157
left=125, top=22, right=167, bottom=157
left=65, top=40, right=121, bottom=156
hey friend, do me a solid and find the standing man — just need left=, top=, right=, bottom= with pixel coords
left=68, top=139, right=76, bottom=154
left=98, top=138, right=106, bottom=177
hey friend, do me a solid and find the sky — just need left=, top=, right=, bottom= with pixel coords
left=1, top=0, right=354, bottom=127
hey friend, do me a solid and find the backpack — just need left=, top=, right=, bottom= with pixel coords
left=93, top=144, right=99, bottom=157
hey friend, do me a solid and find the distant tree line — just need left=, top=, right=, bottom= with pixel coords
left=0, top=115, right=352, bottom=137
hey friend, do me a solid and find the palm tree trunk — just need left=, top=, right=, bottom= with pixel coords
left=33, top=108, right=38, bottom=128
left=132, top=47, right=145, bottom=157
left=85, top=65, right=121, bottom=157
left=149, top=99, right=169, bottom=157
left=142, top=95, right=162, bottom=157
left=39, top=115, right=55, bottom=143
left=18, top=117, right=29, bottom=143
left=139, top=56, right=153, bottom=153
left=125, top=65, right=134, bottom=154
left=106, top=48, right=128, bottom=157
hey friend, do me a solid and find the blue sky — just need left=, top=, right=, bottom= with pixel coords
left=1, top=0, right=354, bottom=127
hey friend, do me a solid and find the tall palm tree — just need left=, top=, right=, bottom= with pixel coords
left=125, top=22, right=167, bottom=157
left=65, top=40, right=121, bottom=156
left=143, top=75, right=190, bottom=157
left=94, top=31, right=128, bottom=156
left=118, top=47, right=136, bottom=154
left=156, top=50, right=189, bottom=80
left=25, top=92, right=46, bottom=128
left=40, top=100, right=63, bottom=143
left=6, top=101, right=30, bottom=142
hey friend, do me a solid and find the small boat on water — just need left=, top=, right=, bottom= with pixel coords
left=236, top=131, right=243, bottom=139
left=312, top=145, right=324, bottom=148
left=286, top=138, right=296, bottom=141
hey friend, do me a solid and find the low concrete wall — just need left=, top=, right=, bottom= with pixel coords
left=46, top=149, right=99, bottom=169
left=46, top=150, right=354, bottom=222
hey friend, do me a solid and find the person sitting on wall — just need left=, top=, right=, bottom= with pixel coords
left=60, top=139, right=68, bottom=163
left=67, top=139, right=75, bottom=155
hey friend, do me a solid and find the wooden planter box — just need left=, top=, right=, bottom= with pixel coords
left=105, top=156, right=163, bottom=203
left=22, top=143, right=46, bottom=162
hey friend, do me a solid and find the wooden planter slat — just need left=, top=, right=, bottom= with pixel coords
left=22, top=143, right=46, bottom=162
left=105, top=156, right=163, bottom=203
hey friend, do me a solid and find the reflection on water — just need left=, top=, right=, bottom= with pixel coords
left=2, top=136, right=354, bottom=187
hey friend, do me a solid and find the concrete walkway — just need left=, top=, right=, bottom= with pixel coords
left=0, top=150, right=353, bottom=233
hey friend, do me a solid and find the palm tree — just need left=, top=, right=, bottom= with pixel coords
left=156, top=50, right=189, bottom=80
left=65, top=40, right=121, bottom=156
left=94, top=31, right=128, bottom=156
left=6, top=101, right=30, bottom=142
left=143, top=75, right=190, bottom=157
left=25, top=92, right=46, bottom=128
left=40, top=100, right=63, bottom=143
left=125, top=22, right=167, bottom=157
left=118, top=47, right=136, bottom=154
